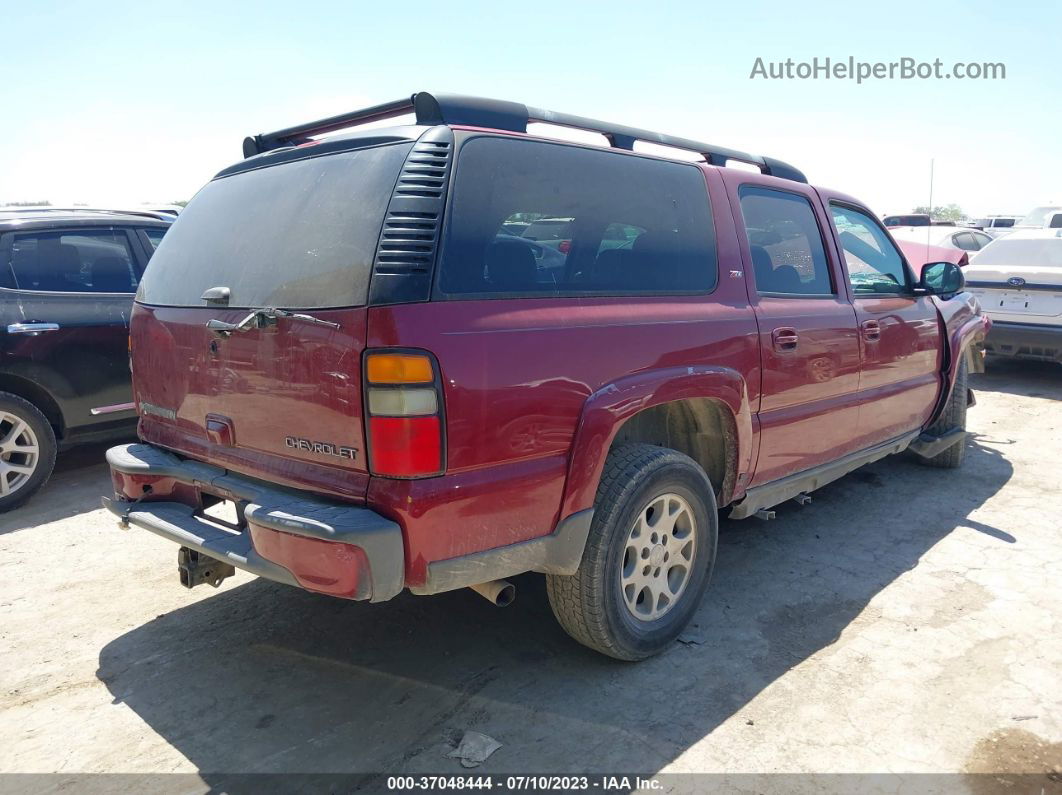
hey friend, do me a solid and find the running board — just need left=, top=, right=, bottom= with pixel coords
left=729, top=432, right=919, bottom=520
left=908, top=428, right=966, bottom=459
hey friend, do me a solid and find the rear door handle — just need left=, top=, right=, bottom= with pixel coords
left=771, top=327, right=799, bottom=351
left=861, top=319, right=882, bottom=341
left=7, top=323, right=60, bottom=335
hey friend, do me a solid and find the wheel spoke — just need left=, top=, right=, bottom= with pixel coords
left=0, top=419, right=27, bottom=450
left=0, top=473, right=9, bottom=495
left=5, top=461, right=34, bottom=475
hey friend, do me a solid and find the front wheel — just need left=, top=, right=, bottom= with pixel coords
left=920, top=358, right=968, bottom=469
left=546, top=443, right=718, bottom=660
left=0, top=392, right=58, bottom=512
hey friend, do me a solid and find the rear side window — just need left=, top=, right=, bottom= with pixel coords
left=738, top=186, right=833, bottom=296
left=7, top=230, right=138, bottom=293
left=140, top=227, right=167, bottom=252
left=437, top=137, right=716, bottom=297
left=137, top=143, right=412, bottom=309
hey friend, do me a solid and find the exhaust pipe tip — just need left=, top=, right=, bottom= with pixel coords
left=470, top=579, right=516, bottom=607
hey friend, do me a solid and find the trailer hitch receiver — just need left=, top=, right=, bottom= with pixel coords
left=178, top=547, right=236, bottom=589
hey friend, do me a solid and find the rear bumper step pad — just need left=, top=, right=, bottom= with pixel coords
left=103, top=443, right=405, bottom=602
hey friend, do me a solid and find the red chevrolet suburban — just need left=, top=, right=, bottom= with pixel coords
left=104, top=93, right=989, bottom=660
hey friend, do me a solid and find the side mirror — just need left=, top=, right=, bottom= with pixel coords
left=918, top=261, right=965, bottom=296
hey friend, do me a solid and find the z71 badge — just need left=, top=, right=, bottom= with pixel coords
left=284, top=436, right=357, bottom=461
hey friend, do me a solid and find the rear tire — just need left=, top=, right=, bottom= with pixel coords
left=546, top=443, right=718, bottom=660
left=920, top=358, right=968, bottom=469
left=0, top=392, right=57, bottom=512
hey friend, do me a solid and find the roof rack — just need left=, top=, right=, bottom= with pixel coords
left=242, top=92, right=807, bottom=183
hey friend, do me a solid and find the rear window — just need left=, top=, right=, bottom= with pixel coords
left=437, top=137, right=716, bottom=297
left=973, top=237, right=1062, bottom=268
left=137, top=143, right=412, bottom=309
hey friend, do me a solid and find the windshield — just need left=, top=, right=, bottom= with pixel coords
left=137, top=142, right=412, bottom=309
left=973, top=238, right=1062, bottom=268
left=1018, top=206, right=1062, bottom=227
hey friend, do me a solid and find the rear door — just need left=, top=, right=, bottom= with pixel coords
left=131, top=141, right=414, bottom=499
left=723, top=173, right=862, bottom=487
left=2, top=226, right=140, bottom=431
left=824, top=200, right=942, bottom=447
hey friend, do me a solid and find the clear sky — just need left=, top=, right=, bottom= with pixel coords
left=2, top=0, right=1059, bottom=217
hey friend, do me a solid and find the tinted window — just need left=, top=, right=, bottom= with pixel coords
left=137, top=143, right=412, bottom=309
left=830, top=205, right=910, bottom=294
left=438, top=137, right=716, bottom=296
left=7, top=230, right=138, bottom=293
left=142, top=228, right=167, bottom=251
left=953, top=232, right=981, bottom=251
left=994, top=218, right=1015, bottom=228
left=738, top=187, right=832, bottom=295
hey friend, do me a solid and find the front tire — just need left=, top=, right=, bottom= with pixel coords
left=920, top=358, right=968, bottom=469
left=0, top=392, right=58, bottom=512
left=546, top=443, right=718, bottom=660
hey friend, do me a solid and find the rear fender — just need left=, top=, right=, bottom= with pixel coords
left=559, top=365, right=753, bottom=517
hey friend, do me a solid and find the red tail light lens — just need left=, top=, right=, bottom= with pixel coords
left=368, top=416, right=442, bottom=476
left=364, top=351, right=444, bottom=477
left=558, top=239, right=571, bottom=254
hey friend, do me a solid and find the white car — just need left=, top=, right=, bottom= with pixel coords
left=967, top=215, right=1022, bottom=239
left=1014, top=205, right=1062, bottom=230
left=888, top=224, right=994, bottom=254
left=965, top=229, right=1062, bottom=363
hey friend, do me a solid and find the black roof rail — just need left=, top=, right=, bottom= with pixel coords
left=242, top=92, right=807, bottom=183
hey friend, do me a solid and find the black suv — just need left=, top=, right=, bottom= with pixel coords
left=0, top=210, right=170, bottom=510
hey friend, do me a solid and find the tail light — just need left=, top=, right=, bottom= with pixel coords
left=364, top=351, right=445, bottom=477
left=558, top=239, right=571, bottom=254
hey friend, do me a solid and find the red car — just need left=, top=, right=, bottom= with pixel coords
left=894, top=238, right=969, bottom=270
left=104, top=93, right=989, bottom=660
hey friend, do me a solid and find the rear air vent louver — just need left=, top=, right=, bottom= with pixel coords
left=369, top=129, right=454, bottom=305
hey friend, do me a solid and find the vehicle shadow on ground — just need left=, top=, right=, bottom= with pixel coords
left=971, top=358, right=1061, bottom=400
left=0, top=440, right=128, bottom=535
left=96, top=437, right=1013, bottom=784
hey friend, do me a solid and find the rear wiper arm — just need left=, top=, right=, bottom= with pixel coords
left=272, top=308, right=341, bottom=330
left=206, top=307, right=340, bottom=337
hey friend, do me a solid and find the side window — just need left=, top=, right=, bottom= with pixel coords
left=829, top=205, right=910, bottom=294
left=953, top=232, right=981, bottom=252
left=140, top=227, right=167, bottom=253
left=438, top=137, right=717, bottom=297
left=738, top=186, right=833, bottom=296
left=7, top=230, right=138, bottom=293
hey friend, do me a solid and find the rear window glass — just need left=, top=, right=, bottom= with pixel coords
left=7, top=230, right=138, bottom=293
left=973, top=237, right=1062, bottom=268
left=137, top=143, right=412, bottom=309
left=437, top=137, right=716, bottom=297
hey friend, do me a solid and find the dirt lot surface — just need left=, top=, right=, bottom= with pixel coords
left=1, top=359, right=1060, bottom=792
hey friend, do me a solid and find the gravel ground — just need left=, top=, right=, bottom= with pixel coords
left=1, top=358, right=1060, bottom=792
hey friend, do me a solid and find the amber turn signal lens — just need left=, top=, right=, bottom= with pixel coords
left=366, top=353, right=434, bottom=384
